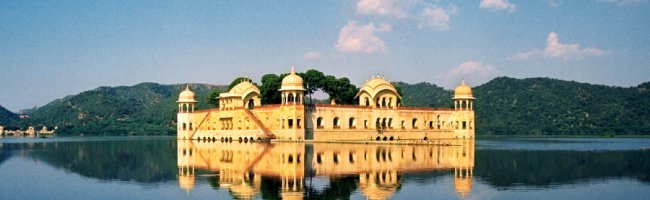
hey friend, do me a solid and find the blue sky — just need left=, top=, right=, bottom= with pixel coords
left=1, top=0, right=649, bottom=112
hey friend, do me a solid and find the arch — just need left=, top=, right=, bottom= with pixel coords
left=349, top=117, right=356, bottom=129
left=381, top=118, right=387, bottom=129
left=287, top=93, right=295, bottom=103
left=365, top=97, right=370, bottom=106
left=401, top=120, right=405, bottom=129
left=376, top=136, right=381, bottom=141
left=316, top=117, right=324, bottom=129
left=412, top=118, right=418, bottom=129
left=382, top=136, right=387, bottom=141
left=429, top=121, right=434, bottom=129
left=375, top=118, right=381, bottom=129
left=389, top=136, right=394, bottom=141
left=247, top=99, right=254, bottom=110
left=333, top=117, right=340, bottom=128
left=388, top=118, right=393, bottom=129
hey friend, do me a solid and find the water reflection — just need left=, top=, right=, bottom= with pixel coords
left=177, top=140, right=475, bottom=199
left=1, top=137, right=649, bottom=199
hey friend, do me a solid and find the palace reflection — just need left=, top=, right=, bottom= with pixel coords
left=177, top=140, right=474, bottom=199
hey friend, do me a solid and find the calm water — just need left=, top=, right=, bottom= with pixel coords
left=1, top=136, right=649, bottom=200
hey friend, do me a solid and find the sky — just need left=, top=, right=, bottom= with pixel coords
left=1, top=0, right=649, bottom=112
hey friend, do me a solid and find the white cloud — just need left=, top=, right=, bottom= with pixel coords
left=480, top=0, right=516, bottom=12
left=335, top=21, right=392, bottom=54
left=596, top=0, right=647, bottom=6
left=356, top=0, right=411, bottom=18
left=509, top=32, right=610, bottom=60
left=418, top=5, right=457, bottom=31
left=304, top=51, right=323, bottom=60
left=438, top=61, right=500, bottom=88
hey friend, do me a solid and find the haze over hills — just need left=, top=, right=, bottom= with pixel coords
left=2, top=77, right=649, bottom=135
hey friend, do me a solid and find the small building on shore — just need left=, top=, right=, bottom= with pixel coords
left=177, top=69, right=475, bottom=142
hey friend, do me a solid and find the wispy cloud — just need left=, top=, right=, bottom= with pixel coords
left=438, top=61, right=500, bottom=87
left=304, top=51, right=323, bottom=60
left=335, top=21, right=392, bottom=54
left=418, top=5, right=457, bottom=31
left=509, top=32, right=610, bottom=60
left=595, top=0, right=648, bottom=6
left=356, top=0, right=414, bottom=18
left=480, top=0, right=516, bottom=13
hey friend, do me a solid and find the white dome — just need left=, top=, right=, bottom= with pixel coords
left=177, top=85, right=197, bottom=103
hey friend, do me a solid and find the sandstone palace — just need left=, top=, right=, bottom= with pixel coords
left=176, top=69, right=475, bottom=142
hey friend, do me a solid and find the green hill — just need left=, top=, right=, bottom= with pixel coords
left=474, top=77, right=650, bottom=135
left=7, top=77, right=650, bottom=136
left=382, top=78, right=650, bottom=135
left=0, top=105, right=18, bottom=126
left=17, top=83, right=226, bottom=136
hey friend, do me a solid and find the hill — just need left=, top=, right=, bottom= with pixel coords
left=474, top=77, right=650, bottom=135
left=0, top=105, right=18, bottom=126
left=7, top=77, right=650, bottom=135
left=383, top=78, right=650, bottom=135
left=16, top=83, right=226, bottom=136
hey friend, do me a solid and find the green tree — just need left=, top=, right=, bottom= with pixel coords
left=260, top=74, right=283, bottom=104
left=205, top=88, right=221, bottom=106
left=300, top=69, right=325, bottom=104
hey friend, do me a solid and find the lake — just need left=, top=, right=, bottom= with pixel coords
left=1, top=136, right=649, bottom=200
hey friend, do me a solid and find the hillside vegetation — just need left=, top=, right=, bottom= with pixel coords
left=0, top=105, right=18, bottom=126
left=14, top=83, right=226, bottom=135
left=4, top=77, right=650, bottom=135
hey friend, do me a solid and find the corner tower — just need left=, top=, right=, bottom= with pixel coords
left=452, top=80, right=475, bottom=139
left=177, top=85, right=197, bottom=140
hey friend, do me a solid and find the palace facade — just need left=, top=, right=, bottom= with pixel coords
left=177, top=69, right=475, bottom=142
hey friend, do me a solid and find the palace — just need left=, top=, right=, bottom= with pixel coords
left=177, top=69, right=475, bottom=142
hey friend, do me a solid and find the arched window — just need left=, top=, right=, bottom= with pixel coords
left=376, top=118, right=381, bottom=129
left=412, top=119, right=418, bottom=129
left=317, top=117, right=323, bottom=129
left=388, top=118, right=393, bottom=129
left=349, top=117, right=356, bottom=129
left=401, top=120, right=405, bottom=129
left=333, top=117, right=340, bottom=129
left=365, top=98, right=370, bottom=106
left=288, top=93, right=294, bottom=103
left=429, top=121, right=433, bottom=129
left=247, top=99, right=254, bottom=110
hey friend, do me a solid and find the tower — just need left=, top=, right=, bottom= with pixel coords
left=177, top=85, right=197, bottom=140
left=279, top=67, right=305, bottom=105
left=452, top=80, right=475, bottom=139
left=277, top=68, right=306, bottom=140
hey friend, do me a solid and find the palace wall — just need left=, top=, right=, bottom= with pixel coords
left=178, top=104, right=475, bottom=141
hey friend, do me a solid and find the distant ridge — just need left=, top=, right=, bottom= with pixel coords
left=0, top=104, right=18, bottom=126
left=15, top=83, right=227, bottom=135
left=7, top=77, right=650, bottom=135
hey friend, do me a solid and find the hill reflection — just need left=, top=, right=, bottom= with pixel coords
left=1, top=137, right=648, bottom=199
left=177, top=140, right=475, bottom=199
